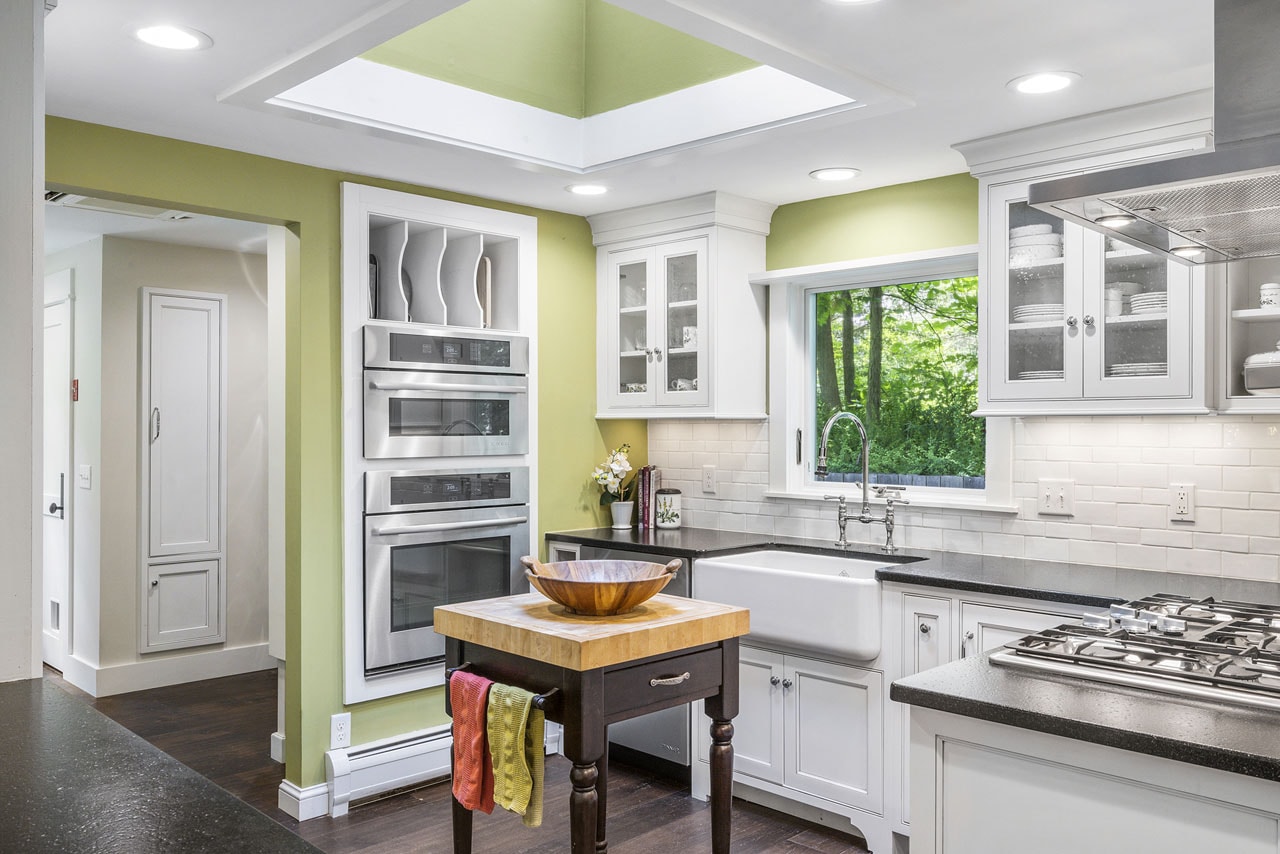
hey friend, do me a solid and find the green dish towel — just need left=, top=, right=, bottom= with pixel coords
left=486, top=683, right=545, bottom=828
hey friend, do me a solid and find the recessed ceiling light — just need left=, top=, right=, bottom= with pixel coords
left=567, top=184, right=608, bottom=196
left=134, top=24, right=213, bottom=51
left=821, top=0, right=883, bottom=5
left=1171, top=246, right=1205, bottom=259
left=1094, top=214, right=1136, bottom=228
left=809, top=167, right=860, bottom=182
left=1007, top=71, right=1079, bottom=95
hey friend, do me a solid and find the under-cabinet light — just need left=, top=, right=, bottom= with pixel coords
left=1171, top=246, right=1205, bottom=259
left=1095, top=214, right=1136, bottom=228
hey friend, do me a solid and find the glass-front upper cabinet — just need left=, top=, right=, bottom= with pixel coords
left=601, top=237, right=708, bottom=410
left=981, top=180, right=1201, bottom=414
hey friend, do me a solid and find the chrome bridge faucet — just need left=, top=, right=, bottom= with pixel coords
left=818, top=410, right=910, bottom=553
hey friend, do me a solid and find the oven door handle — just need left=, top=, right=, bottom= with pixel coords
left=368, top=380, right=527, bottom=394
left=370, top=516, right=529, bottom=537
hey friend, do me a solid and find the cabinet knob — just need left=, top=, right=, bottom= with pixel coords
left=1083, top=314, right=1096, bottom=328
left=919, top=623, right=932, bottom=635
left=781, top=678, right=793, bottom=689
left=769, top=676, right=781, bottom=687
left=151, top=580, right=159, bottom=588
left=965, top=630, right=975, bottom=639
left=1065, top=316, right=1078, bottom=328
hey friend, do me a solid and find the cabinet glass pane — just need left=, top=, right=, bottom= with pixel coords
left=665, top=252, right=699, bottom=394
left=618, top=260, right=648, bottom=395
left=1006, top=201, right=1067, bottom=383
left=1100, top=238, right=1169, bottom=379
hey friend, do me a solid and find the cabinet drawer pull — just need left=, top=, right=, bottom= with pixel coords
left=649, top=672, right=691, bottom=687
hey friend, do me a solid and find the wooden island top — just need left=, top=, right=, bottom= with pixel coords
left=434, top=592, right=749, bottom=671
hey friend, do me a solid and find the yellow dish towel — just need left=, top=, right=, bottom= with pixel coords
left=486, top=683, right=545, bottom=828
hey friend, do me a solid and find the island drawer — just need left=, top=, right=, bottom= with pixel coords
left=603, top=647, right=723, bottom=716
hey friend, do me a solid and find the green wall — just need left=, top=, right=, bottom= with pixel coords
left=766, top=173, right=979, bottom=269
left=363, top=0, right=756, bottom=119
left=45, top=116, right=643, bottom=789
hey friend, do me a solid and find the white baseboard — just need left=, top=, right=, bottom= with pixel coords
left=67, top=643, right=276, bottom=697
left=278, top=779, right=330, bottom=821
left=325, top=724, right=453, bottom=818
left=270, top=731, right=285, bottom=764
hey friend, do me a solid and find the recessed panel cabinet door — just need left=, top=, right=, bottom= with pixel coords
left=146, top=559, right=221, bottom=647
left=147, top=293, right=223, bottom=558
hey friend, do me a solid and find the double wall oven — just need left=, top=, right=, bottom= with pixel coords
left=362, top=325, right=532, bottom=675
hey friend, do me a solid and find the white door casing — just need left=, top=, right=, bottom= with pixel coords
left=41, top=271, right=73, bottom=671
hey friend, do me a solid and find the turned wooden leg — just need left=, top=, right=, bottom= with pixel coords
left=709, top=718, right=735, bottom=854
left=570, top=761, right=599, bottom=854
left=450, top=745, right=473, bottom=854
left=596, top=743, right=609, bottom=854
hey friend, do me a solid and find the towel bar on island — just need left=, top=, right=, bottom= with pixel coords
left=446, top=661, right=560, bottom=712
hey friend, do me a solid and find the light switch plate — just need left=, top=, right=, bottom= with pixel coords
left=1036, top=478, right=1075, bottom=516
left=78, top=464, right=92, bottom=489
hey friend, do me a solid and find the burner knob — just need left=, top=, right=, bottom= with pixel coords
left=1118, top=616, right=1152, bottom=633
left=1155, top=615, right=1187, bottom=635
left=1109, top=604, right=1138, bottom=620
left=1081, top=612, right=1112, bottom=630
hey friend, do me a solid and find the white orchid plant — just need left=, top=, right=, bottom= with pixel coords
left=592, top=443, right=637, bottom=506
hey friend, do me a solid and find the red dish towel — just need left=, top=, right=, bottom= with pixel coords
left=450, top=671, right=495, bottom=813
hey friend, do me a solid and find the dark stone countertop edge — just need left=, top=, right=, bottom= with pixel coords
left=890, top=659, right=1280, bottom=783
left=547, top=527, right=1280, bottom=608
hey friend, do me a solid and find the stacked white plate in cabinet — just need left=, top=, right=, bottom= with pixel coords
left=1012, top=303, right=1065, bottom=322
left=1128, top=292, right=1168, bottom=315
left=1010, top=224, right=1054, bottom=238
left=1107, top=362, right=1167, bottom=377
left=1009, top=225, right=1063, bottom=265
left=1016, top=370, right=1065, bottom=380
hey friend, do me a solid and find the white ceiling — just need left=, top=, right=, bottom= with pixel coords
left=43, top=0, right=1214, bottom=219
left=44, top=202, right=268, bottom=256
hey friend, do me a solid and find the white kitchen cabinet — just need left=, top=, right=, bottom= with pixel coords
left=884, top=584, right=1088, bottom=837
left=910, top=707, right=1280, bottom=854
left=696, top=646, right=886, bottom=841
left=980, top=179, right=1206, bottom=415
left=139, top=290, right=226, bottom=652
left=602, top=238, right=709, bottom=409
left=1218, top=255, right=1280, bottom=411
left=589, top=192, right=775, bottom=419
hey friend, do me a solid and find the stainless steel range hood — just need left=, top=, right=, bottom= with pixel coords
left=1028, top=0, right=1280, bottom=266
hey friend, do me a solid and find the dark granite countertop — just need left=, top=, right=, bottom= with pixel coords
left=0, top=678, right=319, bottom=854
left=891, top=653, right=1280, bottom=782
left=548, top=527, right=1280, bottom=606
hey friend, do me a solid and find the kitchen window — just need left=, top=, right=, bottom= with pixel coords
left=762, top=245, right=1014, bottom=511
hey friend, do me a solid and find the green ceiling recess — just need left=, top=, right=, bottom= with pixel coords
left=362, top=0, right=759, bottom=119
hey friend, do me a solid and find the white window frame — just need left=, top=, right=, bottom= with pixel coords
left=755, top=245, right=1015, bottom=513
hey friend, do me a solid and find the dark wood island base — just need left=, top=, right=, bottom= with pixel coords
left=436, top=593, right=748, bottom=854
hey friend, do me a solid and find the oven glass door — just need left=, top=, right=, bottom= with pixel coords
left=364, top=369, right=529, bottom=459
left=365, top=505, right=529, bottom=673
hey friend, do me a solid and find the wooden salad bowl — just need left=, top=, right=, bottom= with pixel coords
left=521, top=556, right=681, bottom=616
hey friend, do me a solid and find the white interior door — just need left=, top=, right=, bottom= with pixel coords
left=41, top=289, right=72, bottom=671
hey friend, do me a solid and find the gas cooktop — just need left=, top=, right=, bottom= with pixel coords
left=990, top=593, right=1280, bottom=711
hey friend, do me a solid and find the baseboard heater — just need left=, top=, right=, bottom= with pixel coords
left=324, top=725, right=453, bottom=818
left=323, top=721, right=564, bottom=818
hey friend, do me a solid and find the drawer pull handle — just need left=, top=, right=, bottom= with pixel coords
left=650, top=672, right=691, bottom=687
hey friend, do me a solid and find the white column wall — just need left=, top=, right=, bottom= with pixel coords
left=0, top=0, right=43, bottom=683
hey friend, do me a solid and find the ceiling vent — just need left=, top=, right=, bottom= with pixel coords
left=45, top=192, right=193, bottom=222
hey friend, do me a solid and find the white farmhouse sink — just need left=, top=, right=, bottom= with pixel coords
left=692, top=549, right=889, bottom=660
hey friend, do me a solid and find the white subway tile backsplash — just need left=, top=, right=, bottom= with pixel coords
left=646, top=415, right=1280, bottom=583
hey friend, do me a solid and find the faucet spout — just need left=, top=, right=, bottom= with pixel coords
left=816, top=410, right=871, bottom=517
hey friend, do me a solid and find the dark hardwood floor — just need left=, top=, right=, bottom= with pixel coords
left=46, top=667, right=869, bottom=853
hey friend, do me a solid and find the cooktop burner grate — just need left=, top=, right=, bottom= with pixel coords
left=991, top=594, right=1280, bottom=711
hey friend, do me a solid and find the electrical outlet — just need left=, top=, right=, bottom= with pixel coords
left=701, top=464, right=717, bottom=494
left=1170, top=482, right=1196, bottom=522
left=1036, top=478, right=1075, bottom=516
left=330, top=712, right=351, bottom=749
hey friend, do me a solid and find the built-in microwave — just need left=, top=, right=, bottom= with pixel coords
left=364, top=466, right=530, bottom=674
left=363, top=325, right=529, bottom=460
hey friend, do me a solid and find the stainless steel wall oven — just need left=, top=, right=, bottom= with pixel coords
left=363, top=325, right=529, bottom=460
left=364, top=466, right=529, bottom=674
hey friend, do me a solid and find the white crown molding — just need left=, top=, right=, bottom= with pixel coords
left=587, top=191, right=777, bottom=245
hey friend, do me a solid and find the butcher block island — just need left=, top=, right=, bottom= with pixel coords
left=435, top=592, right=749, bottom=854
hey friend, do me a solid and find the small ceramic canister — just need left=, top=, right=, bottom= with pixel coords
left=1261, top=282, right=1280, bottom=308
left=655, top=488, right=682, bottom=528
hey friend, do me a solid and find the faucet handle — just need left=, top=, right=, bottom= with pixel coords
left=872, top=484, right=906, bottom=498
left=822, top=494, right=846, bottom=503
